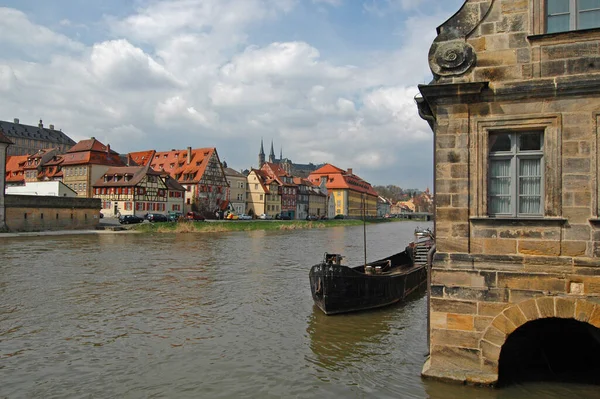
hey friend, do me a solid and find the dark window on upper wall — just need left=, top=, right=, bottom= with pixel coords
left=547, top=0, right=600, bottom=33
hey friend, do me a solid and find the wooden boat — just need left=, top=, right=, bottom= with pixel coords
left=309, top=228, right=434, bottom=315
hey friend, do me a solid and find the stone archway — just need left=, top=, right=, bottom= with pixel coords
left=479, top=297, right=600, bottom=376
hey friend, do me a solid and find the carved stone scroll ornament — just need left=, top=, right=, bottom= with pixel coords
left=427, top=0, right=494, bottom=78
left=428, top=40, right=475, bottom=77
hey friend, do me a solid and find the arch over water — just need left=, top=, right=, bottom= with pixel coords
left=480, top=297, right=600, bottom=383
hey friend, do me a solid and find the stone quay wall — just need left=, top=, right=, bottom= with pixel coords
left=4, top=195, right=101, bottom=232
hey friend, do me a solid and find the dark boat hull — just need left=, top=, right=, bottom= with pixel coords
left=309, top=249, right=427, bottom=315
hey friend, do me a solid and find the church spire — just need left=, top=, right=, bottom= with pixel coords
left=269, top=140, right=275, bottom=163
left=259, top=138, right=265, bottom=168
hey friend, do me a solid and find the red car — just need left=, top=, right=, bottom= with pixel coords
left=186, top=211, right=205, bottom=221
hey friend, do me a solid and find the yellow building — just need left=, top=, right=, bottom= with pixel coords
left=308, top=164, right=378, bottom=218
left=246, top=169, right=280, bottom=218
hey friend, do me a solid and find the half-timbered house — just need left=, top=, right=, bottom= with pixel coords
left=93, top=164, right=168, bottom=218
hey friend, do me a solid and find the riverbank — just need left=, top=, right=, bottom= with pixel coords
left=134, top=218, right=375, bottom=233
left=0, top=218, right=406, bottom=237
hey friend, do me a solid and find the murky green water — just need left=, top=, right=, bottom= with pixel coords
left=1, top=222, right=598, bottom=398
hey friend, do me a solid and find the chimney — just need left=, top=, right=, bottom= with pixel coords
left=347, top=168, right=353, bottom=175
left=49, top=124, right=54, bottom=130
left=222, top=161, right=228, bottom=168
left=38, top=119, right=43, bottom=128
left=187, top=146, right=192, bottom=164
left=127, top=153, right=132, bottom=166
left=91, top=136, right=96, bottom=140
left=13, top=118, right=19, bottom=124
left=107, top=144, right=110, bottom=154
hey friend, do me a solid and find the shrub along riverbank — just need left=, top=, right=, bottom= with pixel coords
left=133, top=218, right=392, bottom=234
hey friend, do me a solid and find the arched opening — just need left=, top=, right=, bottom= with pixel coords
left=498, top=317, right=600, bottom=386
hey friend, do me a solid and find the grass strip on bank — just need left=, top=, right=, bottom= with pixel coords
left=133, top=219, right=371, bottom=233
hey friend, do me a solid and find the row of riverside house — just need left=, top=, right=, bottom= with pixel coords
left=3, top=133, right=383, bottom=223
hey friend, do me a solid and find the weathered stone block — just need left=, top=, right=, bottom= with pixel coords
left=561, top=241, right=588, bottom=257
left=541, top=60, right=567, bottom=77
left=437, top=237, right=469, bottom=253
left=480, top=340, right=501, bottom=363
left=451, top=222, right=469, bottom=236
left=432, top=298, right=477, bottom=315
left=437, top=135, right=456, bottom=149
left=477, top=49, right=517, bottom=67
left=536, top=296, right=555, bottom=318
left=432, top=270, right=485, bottom=287
left=517, top=299, right=540, bottom=320
left=504, top=306, right=527, bottom=327
left=483, top=238, right=517, bottom=255
left=431, top=311, right=448, bottom=329
left=474, top=316, right=494, bottom=332
left=445, top=286, right=508, bottom=302
left=447, top=313, right=475, bottom=331
left=562, top=206, right=591, bottom=224
left=564, top=157, right=591, bottom=173
left=430, top=345, right=482, bottom=371
left=563, top=224, right=591, bottom=241
left=432, top=329, right=481, bottom=349
left=482, top=325, right=507, bottom=347
left=518, top=240, right=560, bottom=256
left=555, top=297, right=576, bottom=318
left=575, top=300, right=596, bottom=322
left=498, top=273, right=566, bottom=292
left=491, top=313, right=517, bottom=335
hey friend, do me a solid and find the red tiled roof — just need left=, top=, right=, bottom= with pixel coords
left=67, top=138, right=118, bottom=154
left=308, top=163, right=378, bottom=197
left=5, top=155, right=28, bottom=183
left=92, top=164, right=160, bottom=187
left=128, top=150, right=155, bottom=166
left=146, top=147, right=217, bottom=184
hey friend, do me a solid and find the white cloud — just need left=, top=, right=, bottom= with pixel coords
left=0, top=8, right=84, bottom=58
left=0, top=0, right=464, bottom=187
left=90, top=39, right=183, bottom=90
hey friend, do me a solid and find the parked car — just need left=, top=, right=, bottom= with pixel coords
left=277, top=214, right=291, bottom=220
left=333, top=214, right=345, bottom=219
left=306, top=215, right=319, bottom=221
left=168, top=211, right=183, bottom=221
left=226, top=213, right=239, bottom=220
left=258, top=213, right=272, bottom=220
left=239, top=214, right=253, bottom=220
left=319, top=215, right=328, bottom=220
left=186, top=211, right=205, bottom=221
left=119, top=215, right=144, bottom=224
left=147, top=213, right=169, bottom=223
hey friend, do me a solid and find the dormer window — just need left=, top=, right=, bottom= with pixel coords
left=547, top=0, right=600, bottom=33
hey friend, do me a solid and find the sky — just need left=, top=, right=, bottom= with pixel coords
left=0, top=0, right=465, bottom=189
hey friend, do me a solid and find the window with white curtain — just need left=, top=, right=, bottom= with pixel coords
left=488, top=131, right=544, bottom=216
left=547, top=0, right=600, bottom=33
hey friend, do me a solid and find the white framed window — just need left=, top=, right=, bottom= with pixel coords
left=488, top=131, right=544, bottom=217
left=547, top=0, right=600, bottom=33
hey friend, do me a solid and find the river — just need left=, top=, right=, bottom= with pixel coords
left=1, top=221, right=598, bottom=398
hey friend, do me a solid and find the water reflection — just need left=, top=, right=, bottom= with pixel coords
left=306, top=306, right=392, bottom=371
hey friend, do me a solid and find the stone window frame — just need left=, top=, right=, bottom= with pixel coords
left=473, top=114, right=562, bottom=219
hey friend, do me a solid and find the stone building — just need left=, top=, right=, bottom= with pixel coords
left=417, top=0, right=600, bottom=386
left=0, top=119, right=76, bottom=156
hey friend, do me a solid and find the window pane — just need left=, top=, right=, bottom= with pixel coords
left=489, top=159, right=511, bottom=214
left=579, top=0, right=600, bottom=11
left=519, top=159, right=542, bottom=214
left=579, top=9, right=600, bottom=29
left=519, top=132, right=542, bottom=151
left=548, top=0, right=570, bottom=13
left=547, top=14, right=570, bottom=32
left=489, top=134, right=512, bottom=152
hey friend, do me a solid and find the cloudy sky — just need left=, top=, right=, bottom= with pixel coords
left=0, top=0, right=464, bottom=189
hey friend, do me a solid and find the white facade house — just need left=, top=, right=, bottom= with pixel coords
left=5, top=181, right=77, bottom=197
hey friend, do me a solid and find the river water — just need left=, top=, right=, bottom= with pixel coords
left=1, top=221, right=598, bottom=398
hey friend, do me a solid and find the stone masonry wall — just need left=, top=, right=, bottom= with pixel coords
left=420, top=0, right=600, bottom=386
left=4, top=195, right=101, bottom=232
